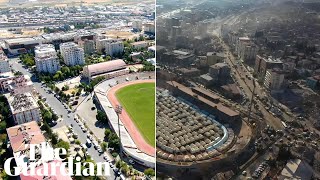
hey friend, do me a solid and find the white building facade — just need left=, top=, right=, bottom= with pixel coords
left=60, top=42, right=85, bottom=66
left=264, top=69, right=285, bottom=91
left=35, top=44, right=60, bottom=74
left=6, top=93, right=41, bottom=125
left=105, top=41, right=124, bottom=57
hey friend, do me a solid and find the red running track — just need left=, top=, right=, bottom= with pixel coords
left=107, top=79, right=155, bottom=157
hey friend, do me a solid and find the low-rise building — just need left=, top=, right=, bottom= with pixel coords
left=207, top=52, right=225, bottom=66
left=0, top=72, right=33, bottom=94
left=6, top=121, right=72, bottom=180
left=131, top=41, right=150, bottom=49
left=5, top=93, right=41, bottom=124
left=177, top=67, right=200, bottom=77
left=60, top=42, right=85, bottom=66
left=35, top=44, right=60, bottom=74
left=83, top=59, right=129, bottom=81
left=220, top=84, right=242, bottom=100
left=4, top=37, right=41, bottom=55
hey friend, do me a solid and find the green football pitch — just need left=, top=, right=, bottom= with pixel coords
left=115, top=82, right=155, bottom=147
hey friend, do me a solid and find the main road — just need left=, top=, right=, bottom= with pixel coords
left=10, top=58, right=118, bottom=180
left=207, top=13, right=284, bottom=130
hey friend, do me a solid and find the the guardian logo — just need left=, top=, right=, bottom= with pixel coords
left=4, top=142, right=110, bottom=177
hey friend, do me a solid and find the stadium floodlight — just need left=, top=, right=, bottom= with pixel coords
left=115, top=105, right=122, bottom=148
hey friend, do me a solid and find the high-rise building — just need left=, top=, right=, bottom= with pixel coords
left=236, top=37, right=258, bottom=62
left=95, top=38, right=123, bottom=55
left=78, top=39, right=95, bottom=54
left=105, top=41, right=124, bottom=57
left=255, top=55, right=283, bottom=76
left=35, top=44, right=60, bottom=74
left=264, top=68, right=285, bottom=91
left=60, top=42, right=85, bottom=66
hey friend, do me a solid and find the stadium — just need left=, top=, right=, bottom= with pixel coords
left=94, top=72, right=155, bottom=168
left=156, top=80, right=254, bottom=179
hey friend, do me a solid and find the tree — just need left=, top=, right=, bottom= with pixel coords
left=42, top=110, right=52, bottom=123
left=76, top=88, right=82, bottom=96
left=101, top=142, right=108, bottom=151
left=14, top=71, right=23, bottom=76
left=56, top=140, right=70, bottom=151
left=104, top=128, right=112, bottom=139
left=62, top=85, right=70, bottom=91
left=144, top=168, right=155, bottom=176
left=75, top=140, right=81, bottom=145
left=96, top=110, right=108, bottom=122
left=108, top=133, right=120, bottom=151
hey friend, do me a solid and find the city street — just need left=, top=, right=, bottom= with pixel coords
left=10, top=58, right=118, bottom=180
left=221, top=42, right=284, bottom=130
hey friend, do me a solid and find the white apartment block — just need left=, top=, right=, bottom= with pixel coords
left=105, top=41, right=124, bottom=57
left=5, top=93, right=41, bottom=125
left=78, top=39, right=95, bottom=54
left=0, top=53, right=11, bottom=73
left=264, top=69, right=285, bottom=91
left=95, top=38, right=115, bottom=53
left=35, top=44, right=60, bottom=74
left=240, top=44, right=258, bottom=62
left=60, top=42, right=85, bottom=66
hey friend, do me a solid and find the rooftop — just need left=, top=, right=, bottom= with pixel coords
left=5, top=37, right=39, bottom=45
left=131, top=41, right=149, bottom=45
left=6, top=121, right=45, bottom=153
left=86, top=59, right=126, bottom=73
left=280, top=159, right=313, bottom=180
left=6, top=92, right=39, bottom=114
left=172, top=50, right=190, bottom=56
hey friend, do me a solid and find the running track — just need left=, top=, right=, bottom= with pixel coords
left=107, top=79, right=155, bottom=157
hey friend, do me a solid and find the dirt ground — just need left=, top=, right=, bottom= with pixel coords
left=105, top=30, right=139, bottom=40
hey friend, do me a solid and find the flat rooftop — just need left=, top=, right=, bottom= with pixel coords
left=167, top=81, right=239, bottom=117
left=7, top=121, right=45, bottom=153
left=6, top=92, right=39, bottom=114
left=5, top=37, right=39, bottom=44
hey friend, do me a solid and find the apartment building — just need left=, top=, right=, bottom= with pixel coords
left=5, top=93, right=41, bottom=124
left=264, top=68, right=285, bottom=91
left=105, top=41, right=124, bottom=57
left=35, top=44, right=60, bottom=74
left=255, top=55, right=283, bottom=76
left=60, top=42, right=85, bottom=66
left=78, top=39, right=95, bottom=54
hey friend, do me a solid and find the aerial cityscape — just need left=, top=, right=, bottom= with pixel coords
left=0, top=0, right=155, bottom=179
left=0, top=0, right=320, bottom=179
left=156, top=0, right=320, bottom=179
